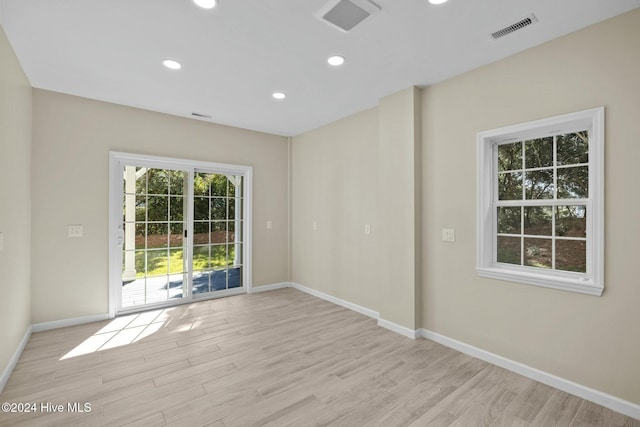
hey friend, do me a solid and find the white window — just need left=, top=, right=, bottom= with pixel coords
left=477, top=107, right=604, bottom=296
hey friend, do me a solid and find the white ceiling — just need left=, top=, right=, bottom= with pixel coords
left=1, top=0, right=639, bottom=136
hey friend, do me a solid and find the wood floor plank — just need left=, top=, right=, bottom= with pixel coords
left=490, top=412, right=533, bottom=427
left=1, top=288, right=637, bottom=427
left=445, top=382, right=519, bottom=427
left=570, top=401, right=640, bottom=427
left=503, top=380, right=557, bottom=423
left=530, top=390, right=584, bottom=427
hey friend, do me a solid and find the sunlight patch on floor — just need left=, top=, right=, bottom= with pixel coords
left=60, top=308, right=174, bottom=360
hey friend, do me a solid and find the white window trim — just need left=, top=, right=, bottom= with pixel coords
left=108, top=151, right=253, bottom=317
left=476, top=107, right=604, bottom=296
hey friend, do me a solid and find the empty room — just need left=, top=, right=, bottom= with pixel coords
left=1, top=0, right=639, bottom=425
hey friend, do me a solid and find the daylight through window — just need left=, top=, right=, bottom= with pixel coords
left=477, top=108, right=604, bottom=295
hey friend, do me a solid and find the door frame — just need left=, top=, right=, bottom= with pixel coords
left=108, top=151, right=253, bottom=317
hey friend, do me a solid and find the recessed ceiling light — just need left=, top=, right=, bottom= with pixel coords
left=162, top=59, right=182, bottom=70
left=272, top=92, right=286, bottom=100
left=428, top=0, right=448, bottom=4
left=327, top=55, right=345, bottom=66
left=193, top=0, right=217, bottom=9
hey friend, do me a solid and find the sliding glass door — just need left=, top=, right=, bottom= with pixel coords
left=192, top=172, right=244, bottom=295
left=109, top=152, right=252, bottom=316
left=121, top=167, right=187, bottom=308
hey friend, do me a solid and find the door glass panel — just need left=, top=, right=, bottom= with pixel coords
left=211, top=222, right=227, bottom=244
left=193, top=245, right=210, bottom=270
left=146, top=249, right=168, bottom=276
left=135, top=196, right=146, bottom=221
left=146, top=169, right=167, bottom=194
left=147, top=196, right=168, bottom=221
left=211, top=269, right=228, bottom=291
left=168, top=171, right=185, bottom=195
left=210, top=244, right=227, bottom=268
left=211, top=175, right=228, bottom=197
left=169, top=197, right=184, bottom=221
left=211, top=197, right=226, bottom=220
left=134, top=224, right=145, bottom=250
left=147, top=223, right=168, bottom=248
left=146, top=278, right=170, bottom=304
left=229, top=220, right=243, bottom=243
left=122, top=166, right=186, bottom=308
left=169, top=222, right=184, bottom=247
left=229, top=243, right=242, bottom=266
left=192, top=270, right=211, bottom=294
left=228, top=176, right=243, bottom=197
left=194, top=197, right=209, bottom=220
left=194, top=173, right=209, bottom=196
left=120, top=165, right=245, bottom=311
left=193, top=222, right=209, bottom=244
left=228, top=267, right=242, bottom=289
left=191, top=172, right=245, bottom=297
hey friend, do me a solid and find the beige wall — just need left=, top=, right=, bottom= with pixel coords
left=0, top=26, right=32, bottom=382
left=421, top=9, right=640, bottom=404
left=292, top=88, right=422, bottom=330
left=31, top=90, right=289, bottom=323
left=377, top=87, right=421, bottom=329
left=3, top=3, right=639, bottom=408
left=291, top=8, right=640, bottom=406
left=291, top=107, right=381, bottom=312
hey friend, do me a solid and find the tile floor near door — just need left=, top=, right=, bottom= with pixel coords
left=1, top=288, right=638, bottom=426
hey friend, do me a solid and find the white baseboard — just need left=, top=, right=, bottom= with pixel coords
left=7, top=285, right=637, bottom=420
left=0, top=325, right=32, bottom=394
left=32, top=313, right=110, bottom=332
left=419, top=329, right=640, bottom=421
left=250, top=282, right=290, bottom=293
left=290, top=282, right=379, bottom=319
left=282, top=283, right=640, bottom=419
left=378, top=318, right=419, bottom=339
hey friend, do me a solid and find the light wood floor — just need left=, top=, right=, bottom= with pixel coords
left=1, top=288, right=638, bottom=426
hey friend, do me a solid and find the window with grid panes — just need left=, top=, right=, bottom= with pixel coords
left=477, top=108, right=604, bottom=295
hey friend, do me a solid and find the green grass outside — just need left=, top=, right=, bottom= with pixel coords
left=132, top=245, right=237, bottom=277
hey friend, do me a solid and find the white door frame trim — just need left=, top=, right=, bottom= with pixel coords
left=108, top=151, right=253, bottom=317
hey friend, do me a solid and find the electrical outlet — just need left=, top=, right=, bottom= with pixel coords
left=266, top=220, right=272, bottom=229
left=442, top=228, right=455, bottom=242
left=364, top=224, right=371, bottom=235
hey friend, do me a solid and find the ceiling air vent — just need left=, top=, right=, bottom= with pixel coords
left=317, top=0, right=381, bottom=32
left=491, top=14, right=538, bottom=39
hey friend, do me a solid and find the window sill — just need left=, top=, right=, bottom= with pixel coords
left=477, top=266, right=603, bottom=296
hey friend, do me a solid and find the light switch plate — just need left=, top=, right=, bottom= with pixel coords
left=266, top=220, right=273, bottom=229
left=442, top=228, right=455, bottom=242
left=364, top=224, right=371, bottom=235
